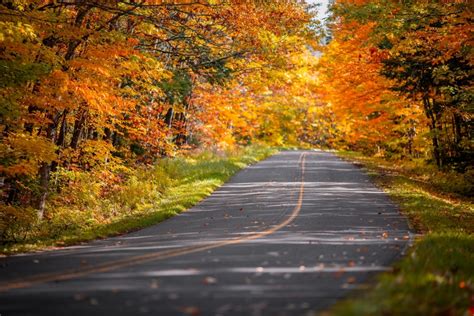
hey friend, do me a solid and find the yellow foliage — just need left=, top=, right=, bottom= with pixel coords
left=0, top=133, right=57, bottom=177
left=0, top=21, right=36, bottom=42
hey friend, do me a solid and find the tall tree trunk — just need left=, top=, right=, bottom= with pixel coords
left=164, top=107, right=174, bottom=128
left=50, top=109, right=69, bottom=173
left=37, top=163, right=51, bottom=220
left=70, top=110, right=87, bottom=149
left=175, top=97, right=191, bottom=146
left=112, top=131, right=120, bottom=147
left=174, top=112, right=187, bottom=146
left=453, top=112, right=463, bottom=153
left=104, top=127, right=112, bottom=141
left=37, top=113, right=60, bottom=220
left=56, top=109, right=68, bottom=147
left=423, top=96, right=442, bottom=168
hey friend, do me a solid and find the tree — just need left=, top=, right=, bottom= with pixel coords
left=320, top=0, right=473, bottom=168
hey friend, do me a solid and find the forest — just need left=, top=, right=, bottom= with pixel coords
left=0, top=1, right=473, bottom=314
left=0, top=0, right=472, bottom=252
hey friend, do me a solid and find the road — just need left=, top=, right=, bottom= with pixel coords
left=0, top=151, right=411, bottom=316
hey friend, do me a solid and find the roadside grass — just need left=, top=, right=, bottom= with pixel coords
left=328, top=151, right=474, bottom=315
left=1, top=145, right=277, bottom=255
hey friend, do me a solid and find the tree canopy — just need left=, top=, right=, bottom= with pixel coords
left=318, top=0, right=473, bottom=169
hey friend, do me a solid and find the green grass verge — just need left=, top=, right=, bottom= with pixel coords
left=1, top=145, right=277, bottom=255
left=327, top=151, right=474, bottom=315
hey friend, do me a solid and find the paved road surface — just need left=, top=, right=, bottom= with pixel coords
left=0, top=151, right=411, bottom=316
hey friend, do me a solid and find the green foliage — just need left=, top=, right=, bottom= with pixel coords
left=159, top=70, right=194, bottom=105
left=0, top=60, right=50, bottom=88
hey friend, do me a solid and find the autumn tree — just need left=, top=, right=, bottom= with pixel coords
left=320, top=0, right=473, bottom=168
left=0, top=0, right=237, bottom=220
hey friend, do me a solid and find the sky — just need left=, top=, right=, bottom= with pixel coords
left=307, top=0, right=331, bottom=23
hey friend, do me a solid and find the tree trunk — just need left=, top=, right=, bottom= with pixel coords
left=56, top=109, right=68, bottom=147
left=422, top=96, right=442, bottom=168
left=37, top=113, right=60, bottom=220
left=453, top=112, right=463, bottom=153
left=37, top=162, right=51, bottom=220
left=70, top=110, right=87, bottom=149
left=164, top=107, right=174, bottom=128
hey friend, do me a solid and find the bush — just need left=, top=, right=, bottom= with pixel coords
left=1, top=145, right=276, bottom=253
left=0, top=205, right=37, bottom=244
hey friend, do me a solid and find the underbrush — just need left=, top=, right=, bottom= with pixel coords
left=340, top=152, right=474, bottom=198
left=329, top=151, right=474, bottom=315
left=0, top=145, right=276, bottom=254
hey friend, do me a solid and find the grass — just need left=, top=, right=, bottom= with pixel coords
left=327, top=151, right=474, bottom=316
left=0, top=145, right=277, bottom=255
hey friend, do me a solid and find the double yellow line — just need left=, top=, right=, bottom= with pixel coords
left=0, top=153, right=307, bottom=292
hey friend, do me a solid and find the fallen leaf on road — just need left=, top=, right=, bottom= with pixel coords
left=150, top=279, right=159, bottom=289
left=179, top=306, right=201, bottom=316
left=346, top=276, right=356, bottom=284
left=334, top=268, right=345, bottom=278
left=203, top=276, right=217, bottom=285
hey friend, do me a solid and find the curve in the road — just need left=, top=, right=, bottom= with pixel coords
left=0, top=153, right=307, bottom=293
left=0, top=151, right=412, bottom=316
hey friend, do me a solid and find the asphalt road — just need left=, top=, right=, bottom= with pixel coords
left=0, top=151, right=412, bottom=316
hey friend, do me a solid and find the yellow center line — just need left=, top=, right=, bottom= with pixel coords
left=0, top=152, right=307, bottom=292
